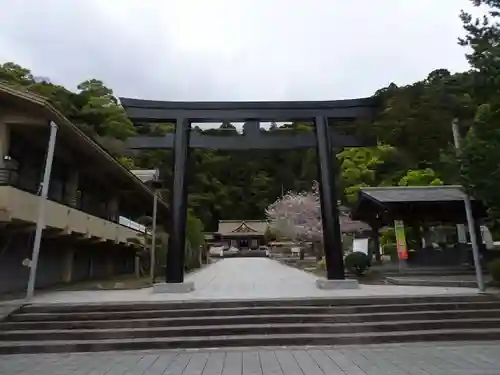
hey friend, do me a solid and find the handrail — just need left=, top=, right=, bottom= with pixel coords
left=0, top=168, right=142, bottom=234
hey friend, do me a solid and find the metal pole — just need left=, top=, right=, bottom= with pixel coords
left=150, top=190, right=158, bottom=283
left=26, top=121, right=58, bottom=300
left=451, top=118, right=485, bottom=292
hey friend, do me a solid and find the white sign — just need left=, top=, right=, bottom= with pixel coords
left=352, top=238, right=369, bottom=255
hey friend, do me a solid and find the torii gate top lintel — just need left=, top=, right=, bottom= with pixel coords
left=120, top=97, right=379, bottom=150
left=119, top=96, right=378, bottom=123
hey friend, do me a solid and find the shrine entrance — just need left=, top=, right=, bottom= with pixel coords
left=120, top=98, right=378, bottom=285
left=239, top=239, right=249, bottom=250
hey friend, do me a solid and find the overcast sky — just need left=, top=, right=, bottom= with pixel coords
left=0, top=0, right=481, bottom=102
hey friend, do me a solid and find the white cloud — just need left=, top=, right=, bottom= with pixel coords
left=0, top=0, right=479, bottom=101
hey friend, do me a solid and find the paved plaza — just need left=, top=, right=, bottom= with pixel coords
left=1, top=342, right=500, bottom=375
left=29, top=258, right=480, bottom=305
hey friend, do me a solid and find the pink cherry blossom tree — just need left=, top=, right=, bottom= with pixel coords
left=266, top=182, right=324, bottom=259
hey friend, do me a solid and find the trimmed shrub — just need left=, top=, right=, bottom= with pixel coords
left=488, top=258, right=500, bottom=282
left=345, top=251, right=371, bottom=276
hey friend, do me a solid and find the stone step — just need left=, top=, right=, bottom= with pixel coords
left=3, top=309, right=500, bottom=330
left=11, top=301, right=500, bottom=322
left=385, top=277, right=482, bottom=288
left=2, top=318, right=500, bottom=341
left=2, top=328, right=500, bottom=354
left=19, top=294, right=493, bottom=314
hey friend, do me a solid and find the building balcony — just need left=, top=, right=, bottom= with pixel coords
left=0, top=173, right=143, bottom=245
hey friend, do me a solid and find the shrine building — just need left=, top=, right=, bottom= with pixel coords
left=212, top=220, right=268, bottom=250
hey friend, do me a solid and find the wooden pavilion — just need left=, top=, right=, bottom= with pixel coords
left=351, top=185, right=489, bottom=265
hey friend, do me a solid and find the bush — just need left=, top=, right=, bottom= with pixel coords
left=380, top=228, right=396, bottom=247
left=488, top=258, right=500, bottom=282
left=383, top=243, right=399, bottom=262
left=383, top=243, right=397, bottom=255
left=316, top=259, right=326, bottom=271
left=344, top=251, right=371, bottom=276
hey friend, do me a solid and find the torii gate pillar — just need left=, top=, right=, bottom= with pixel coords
left=120, top=97, right=378, bottom=290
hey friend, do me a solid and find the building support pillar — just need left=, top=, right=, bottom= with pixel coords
left=108, top=196, right=119, bottom=222
left=135, top=254, right=140, bottom=278
left=0, top=122, right=9, bottom=161
left=62, top=247, right=74, bottom=283
left=106, top=250, right=114, bottom=277
left=314, top=115, right=345, bottom=280
left=0, top=121, right=11, bottom=184
left=165, top=118, right=191, bottom=284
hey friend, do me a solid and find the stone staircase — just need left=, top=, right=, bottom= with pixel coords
left=1, top=295, right=500, bottom=354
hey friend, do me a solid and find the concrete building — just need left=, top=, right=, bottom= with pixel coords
left=0, top=83, right=168, bottom=295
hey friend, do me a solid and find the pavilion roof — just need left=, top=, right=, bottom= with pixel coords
left=339, top=215, right=371, bottom=233
left=351, top=185, right=488, bottom=227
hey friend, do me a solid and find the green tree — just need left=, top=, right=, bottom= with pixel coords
left=461, top=104, right=500, bottom=220
left=398, top=168, right=443, bottom=186
left=338, top=144, right=404, bottom=204
left=459, top=0, right=500, bottom=225
left=372, top=70, right=474, bottom=171
left=185, top=211, right=205, bottom=271
left=76, top=79, right=136, bottom=139
left=117, top=156, right=137, bottom=169
left=0, top=62, right=34, bottom=85
left=459, top=0, right=500, bottom=104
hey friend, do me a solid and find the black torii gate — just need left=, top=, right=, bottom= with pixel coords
left=120, top=98, right=378, bottom=284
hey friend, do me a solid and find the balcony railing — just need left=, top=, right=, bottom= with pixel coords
left=0, top=168, right=142, bottom=244
left=0, top=168, right=116, bottom=222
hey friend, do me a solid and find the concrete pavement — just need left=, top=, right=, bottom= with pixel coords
left=29, top=258, right=480, bottom=305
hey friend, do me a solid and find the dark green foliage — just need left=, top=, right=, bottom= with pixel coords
left=488, top=258, right=500, bottom=281
left=344, top=251, right=371, bottom=276
left=383, top=243, right=397, bottom=256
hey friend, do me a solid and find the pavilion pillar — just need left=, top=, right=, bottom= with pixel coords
left=166, top=118, right=191, bottom=283
left=314, top=115, right=345, bottom=280
left=371, top=225, right=381, bottom=264
left=411, top=222, right=422, bottom=251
